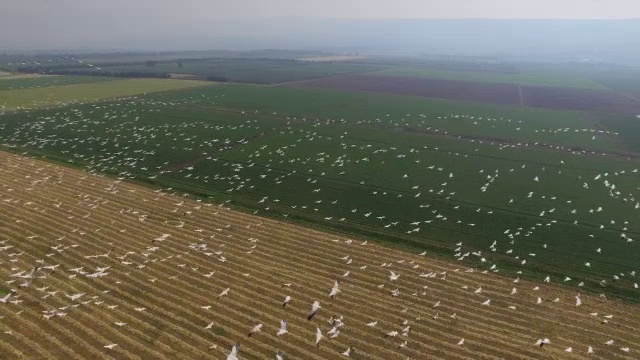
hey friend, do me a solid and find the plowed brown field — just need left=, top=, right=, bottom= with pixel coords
left=289, top=75, right=640, bottom=114
left=0, top=150, right=639, bottom=360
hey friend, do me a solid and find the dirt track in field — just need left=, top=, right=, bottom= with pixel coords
left=287, top=75, right=640, bottom=115
left=0, top=150, right=639, bottom=359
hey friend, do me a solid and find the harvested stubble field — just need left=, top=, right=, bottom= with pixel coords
left=1, top=151, right=639, bottom=359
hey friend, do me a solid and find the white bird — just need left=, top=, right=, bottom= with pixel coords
left=389, top=271, right=400, bottom=282
left=329, top=280, right=340, bottom=299
left=227, top=343, right=239, bottom=360
left=282, top=295, right=291, bottom=307
left=366, top=320, right=378, bottom=327
left=276, top=350, right=284, bottom=360
left=277, top=320, right=287, bottom=336
left=482, top=299, right=491, bottom=306
left=457, top=338, right=465, bottom=346
left=205, top=321, right=214, bottom=329
left=0, top=293, right=11, bottom=303
left=315, top=327, right=323, bottom=347
left=104, top=344, right=117, bottom=350
left=248, top=323, right=263, bottom=337
left=535, top=338, right=550, bottom=347
left=307, top=301, right=320, bottom=320
left=65, top=293, right=85, bottom=301
left=342, top=347, right=352, bottom=356
left=575, top=294, right=582, bottom=306
left=218, top=288, right=230, bottom=298
left=565, top=347, right=572, bottom=352
left=587, top=346, right=594, bottom=354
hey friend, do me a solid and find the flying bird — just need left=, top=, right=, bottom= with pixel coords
left=307, top=301, right=320, bottom=320
left=329, top=280, right=340, bottom=299
left=342, top=346, right=352, bottom=356
left=0, top=293, right=12, bottom=303
left=535, top=338, right=550, bottom=347
left=315, top=327, right=323, bottom=347
left=277, top=320, right=288, bottom=336
left=248, top=323, right=263, bottom=337
left=227, top=342, right=239, bottom=360
left=218, top=288, right=230, bottom=298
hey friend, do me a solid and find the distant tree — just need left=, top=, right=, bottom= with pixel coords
left=177, top=62, right=183, bottom=68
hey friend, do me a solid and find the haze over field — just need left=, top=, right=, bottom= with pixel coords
left=2, top=1, right=640, bottom=64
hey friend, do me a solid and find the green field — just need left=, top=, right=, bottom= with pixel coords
left=1, top=82, right=638, bottom=301
left=0, top=75, right=114, bottom=91
left=168, top=84, right=623, bottom=152
left=593, top=113, right=640, bottom=154
left=0, top=78, right=209, bottom=110
left=368, top=66, right=605, bottom=89
left=514, top=63, right=640, bottom=96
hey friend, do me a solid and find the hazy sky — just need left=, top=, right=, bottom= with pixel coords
left=5, top=0, right=640, bottom=20
left=2, top=0, right=639, bottom=52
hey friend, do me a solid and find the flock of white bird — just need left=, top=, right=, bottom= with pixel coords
left=0, top=89, right=639, bottom=358
left=3, top=93, right=636, bottom=286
